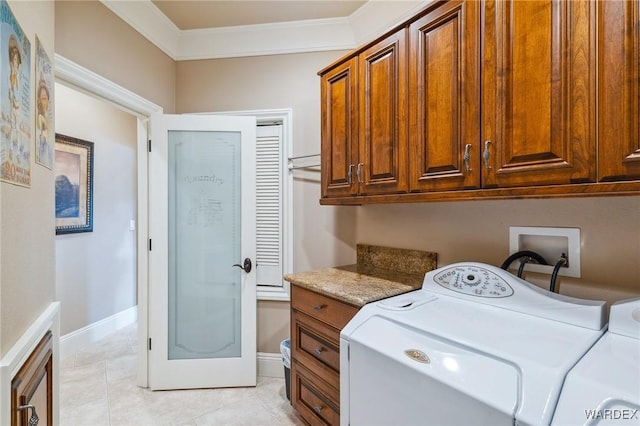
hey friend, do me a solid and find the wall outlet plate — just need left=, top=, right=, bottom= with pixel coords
left=509, top=226, right=581, bottom=278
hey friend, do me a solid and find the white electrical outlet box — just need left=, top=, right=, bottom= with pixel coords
left=509, top=226, right=581, bottom=278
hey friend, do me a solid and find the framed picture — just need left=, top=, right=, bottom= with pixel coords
left=55, top=134, right=94, bottom=234
left=35, top=35, right=54, bottom=170
left=0, top=0, right=32, bottom=187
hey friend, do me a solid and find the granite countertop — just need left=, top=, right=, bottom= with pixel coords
left=284, top=244, right=437, bottom=308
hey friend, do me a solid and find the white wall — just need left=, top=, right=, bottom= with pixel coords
left=54, top=83, right=137, bottom=335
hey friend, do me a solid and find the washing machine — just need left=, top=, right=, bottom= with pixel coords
left=552, top=298, right=640, bottom=426
left=340, top=262, right=607, bottom=426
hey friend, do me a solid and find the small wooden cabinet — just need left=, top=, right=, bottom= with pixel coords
left=321, top=29, right=408, bottom=198
left=597, top=0, right=640, bottom=182
left=321, top=57, right=359, bottom=198
left=11, top=331, right=53, bottom=426
left=290, top=285, right=358, bottom=425
left=408, top=0, right=480, bottom=192
left=481, top=0, right=596, bottom=188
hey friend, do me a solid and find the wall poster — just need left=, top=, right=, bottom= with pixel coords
left=0, top=0, right=31, bottom=187
left=35, top=35, right=53, bottom=169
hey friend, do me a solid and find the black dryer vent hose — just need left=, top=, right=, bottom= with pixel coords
left=500, top=250, right=549, bottom=271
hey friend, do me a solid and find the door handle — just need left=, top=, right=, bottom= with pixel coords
left=464, top=144, right=473, bottom=173
left=232, top=258, right=252, bottom=273
left=483, top=140, right=492, bottom=170
left=356, top=163, right=364, bottom=184
left=18, top=404, right=39, bottom=426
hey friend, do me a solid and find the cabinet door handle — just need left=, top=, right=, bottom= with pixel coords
left=313, top=304, right=327, bottom=311
left=347, top=164, right=354, bottom=185
left=483, top=140, right=492, bottom=170
left=314, top=347, right=325, bottom=355
left=18, top=404, right=39, bottom=426
left=313, top=406, right=324, bottom=414
left=464, top=144, right=473, bottom=172
left=356, top=162, right=364, bottom=183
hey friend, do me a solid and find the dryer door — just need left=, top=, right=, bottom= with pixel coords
left=345, top=316, right=519, bottom=426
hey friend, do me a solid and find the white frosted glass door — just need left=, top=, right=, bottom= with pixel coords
left=149, top=114, right=256, bottom=390
left=168, top=130, right=241, bottom=360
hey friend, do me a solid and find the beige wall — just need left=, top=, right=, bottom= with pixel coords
left=355, top=197, right=640, bottom=305
left=176, top=52, right=358, bottom=353
left=55, top=1, right=176, bottom=113
left=176, top=51, right=357, bottom=272
left=54, top=83, right=138, bottom=335
left=177, top=51, right=640, bottom=353
left=0, top=1, right=55, bottom=358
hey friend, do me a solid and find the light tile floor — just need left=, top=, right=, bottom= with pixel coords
left=60, top=324, right=303, bottom=426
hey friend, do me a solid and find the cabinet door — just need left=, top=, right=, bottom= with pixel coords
left=408, top=0, right=480, bottom=192
left=482, top=0, right=596, bottom=188
left=598, top=0, right=640, bottom=181
left=358, top=29, right=408, bottom=195
left=320, top=58, right=359, bottom=198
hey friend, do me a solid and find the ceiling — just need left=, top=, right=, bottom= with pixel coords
left=101, top=0, right=427, bottom=60
left=151, top=1, right=367, bottom=30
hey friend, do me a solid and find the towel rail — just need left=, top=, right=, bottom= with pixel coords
left=288, top=153, right=321, bottom=171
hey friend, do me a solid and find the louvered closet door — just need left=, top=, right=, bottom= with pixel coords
left=256, top=124, right=283, bottom=287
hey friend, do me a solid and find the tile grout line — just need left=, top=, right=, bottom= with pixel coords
left=104, top=360, right=112, bottom=426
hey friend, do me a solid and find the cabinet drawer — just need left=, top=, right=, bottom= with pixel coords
left=291, top=285, right=358, bottom=330
left=292, top=310, right=341, bottom=380
left=299, top=326, right=340, bottom=372
left=292, top=360, right=339, bottom=426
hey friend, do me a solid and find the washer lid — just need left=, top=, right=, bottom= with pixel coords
left=609, top=297, right=640, bottom=339
left=552, top=331, right=640, bottom=425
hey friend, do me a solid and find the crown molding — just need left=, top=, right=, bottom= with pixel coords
left=349, top=0, right=432, bottom=46
left=101, top=0, right=181, bottom=58
left=177, top=17, right=356, bottom=60
left=101, top=0, right=431, bottom=61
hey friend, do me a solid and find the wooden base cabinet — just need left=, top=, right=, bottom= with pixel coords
left=11, top=331, right=53, bottom=426
left=290, top=286, right=358, bottom=425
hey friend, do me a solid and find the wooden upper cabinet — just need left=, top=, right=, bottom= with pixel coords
left=320, top=58, right=359, bottom=198
left=482, top=0, right=596, bottom=188
left=598, top=0, right=640, bottom=181
left=408, top=0, right=480, bottom=192
left=358, top=29, right=408, bottom=195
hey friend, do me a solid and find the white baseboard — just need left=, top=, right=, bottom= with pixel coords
left=60, top=306, right=137, bottom=359
left=258, top=352, right=285, bottom=378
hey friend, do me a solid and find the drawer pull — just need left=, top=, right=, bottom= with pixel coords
left=313, top=406, right=324, bottom=414
left=313, top=304, right=327, bottom=311
left=314, top=347, right=325, bottom=355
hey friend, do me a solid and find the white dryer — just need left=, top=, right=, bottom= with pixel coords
left=340, top=262, right=606, bottom=426
left=552, top=298, right=640, bottom=425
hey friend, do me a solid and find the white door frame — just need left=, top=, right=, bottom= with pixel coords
left=55, top=54, right=161, bottom=387
left=55, top=57, right=294, bottom=386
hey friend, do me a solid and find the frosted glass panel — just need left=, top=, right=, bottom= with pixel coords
left=168, top=130, right=241, bottom=360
